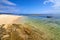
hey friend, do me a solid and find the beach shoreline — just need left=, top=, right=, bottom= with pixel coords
left=0, top=14, right=25, bottom=24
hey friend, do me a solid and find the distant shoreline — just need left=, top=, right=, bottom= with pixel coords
left=0, top=13, right=60, bottom=19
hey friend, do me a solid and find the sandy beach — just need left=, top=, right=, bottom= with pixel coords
left=0, top=14, right=25, bottom=24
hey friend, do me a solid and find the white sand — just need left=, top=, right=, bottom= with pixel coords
left=0, top=14, right=25, bottom=24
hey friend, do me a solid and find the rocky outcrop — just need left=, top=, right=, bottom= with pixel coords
left=0, top=24, right=51, bottom=40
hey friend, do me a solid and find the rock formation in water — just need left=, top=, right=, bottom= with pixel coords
left=0, top=24, right=51, bottom=40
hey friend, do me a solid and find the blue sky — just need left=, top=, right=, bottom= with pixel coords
left=0, top=0, right=60, bottom=14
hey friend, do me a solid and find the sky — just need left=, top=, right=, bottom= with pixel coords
left=0, top=0, right=60, bottom=14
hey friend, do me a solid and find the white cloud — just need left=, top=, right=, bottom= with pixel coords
left=0, top=5, right=20, bottom=13
left=44, top=0, right=60, bottom=9
left=0, top=0, right=20, bottom=13
left=43, top=0, right=60, bottom=14
left=0, top=10, right=5, bottom=12
left=1, top=0, right=16, bottom=6
left=40, top=9, right=60, bottom=14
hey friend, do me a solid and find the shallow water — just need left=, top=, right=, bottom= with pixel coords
left=0, top=14, right=60, bottom=40
left=24, top=16, right=60, bottom=40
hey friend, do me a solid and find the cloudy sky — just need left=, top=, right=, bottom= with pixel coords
left=0, top=0, right=60, bottom=14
